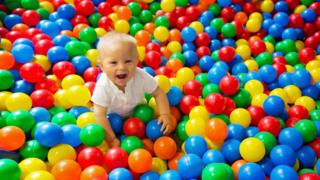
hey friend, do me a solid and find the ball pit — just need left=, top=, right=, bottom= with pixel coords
left=0, top=0, right=320, bottom=179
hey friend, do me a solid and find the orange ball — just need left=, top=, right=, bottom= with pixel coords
left=170, top=106, right=181, bottom=122
left=51, top=160, right=82, bottom=180
left=116, top=6, right=132, bottom=21
left=0, top=51, right=15, bottom=70
left=73, top=24, right=90, bottom=38
left=142, top=138, right=154, bottom=156
left=80, top=165, right=108, bottom=180
left=144, top=23, right=156, bottom=34
left=232, top=159, right=247, bottom=178
left=235, top=12, right=248, bottom=24
left=0, top=126, right=25, bottom=151
left=12, top=23, right=29, bottom=32
left=168, top=152, right=184, bottom=170
left=191, top=65, right=202, bottom=75
left=135, top=30, right=150, bottom=46
left=248, top=36, right=262, bottom=47
left=168, top=29, right=182, bottom=42
left=128, top=149, right=152, bottom=173
left=60, top=30, right=75, bottom=38
left=166, top=59, right=183, bottom=73
left=154, top=136, right=177, bottom=160
left=161, top=47, right=172, bottom=59
left=205, top=118, right=228, bottom=142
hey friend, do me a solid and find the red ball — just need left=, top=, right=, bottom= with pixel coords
left=83, top=67, right=101, bottom=82
left=185, top=6, right=200, bottom=21
left=272, top=63, right=287, bottom=77
left=85, top=81, right=95, bottom=95
left=0, top=27, right=9, bottom=38
left=183, top=80, right=202, bottom=97
left=238, top=29, right=251, bottom=40
left=223, top=97, right=236, bottom=116
left=34, top=39, right=54, bottom=55
left=298, top=47, right=316, bottom=64
left=243, top=2, right=258, bottom=14
left=146, top=42, right=161, bottom=52
left=179, top=95, right=199, bottom=114
left=164, top=12, right=177, bottom=28
left=315, top=17, right=320, bottom=31
left=286, top=0, right=300, bottom=11
left=30, top=89, right=54, bottom=109
left=104, top=147, right=128, bottom=170
left=288, top=14, right=304, bottom=28
left=204, top=93, right=226, bottom=114
left=52, top=61, right=76, bottom=79
left=76, top=0, right=95, bottom=16
left=305, top=36, right=319, bottom=50
left=196, top=46, right=211, bottom=58
left=98, top=2, right=113, bottom=16
left=98, top=16, right=114, bottom=31
left=195, top=32, right=211, bottom=47
left=145, top=51, right=161, bottom=69
left=304, top=23, right=316, bottom=38
left=310, top=2, right=320, bottom=15
left=250, top=40, right=266, bottom=56
left=299, top=173, right=320, bottom=180
left=285, top=117, right=301, bottom=127
left=5, top=31, right=25, bottom=43
left=35, top=78, right=59, bottom=94
left=25, top=28, right=42, bottom=39
left=247, top=106, right=266, bottom=126
left=258, top=116, right=282, bottom=137
left=218, top=46, right=235, bottom=62
left=308, top=138, right=320, bottom=158
left=221, top=7, right=235, bottom=22
left=273, top=56, right=286, bottom=64
left=108, top=0, right=121, bottom=6
left=71, top=15, right=89, bottom=26
left=155, top=66, right=173, bottom=77
left=123, top=117, right=145, bottom=138
left=176, top=16, right=190, bottom=30
left=155, top=10, right=165, bottom=17
left=19, top=62, right=44, bottom=83
left=174, top=7, right=186, bottom=17
left=219, top=75, right=240, bottom=95
left=12, top=8, right=25, bottom=16
left=231, top=20, right=244, bottom=35
left=22, top=10, right=40, bottom=26
left=52, top=0, right=66, bottom=10
left=288, top=105, right=309, bottom=120
left=77, top=147, right=104, bottom=169
left=32, top=33, right=52, bottom=44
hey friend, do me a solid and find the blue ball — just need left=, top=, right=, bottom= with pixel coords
left=198, top=16, right=210, bottom=27
left=204, top=26, right=217, bottom=39
left=11, top=80, right=34, bottom=95
left=272, top=51, right=284, bottom=57
left=199, top=56, right=214, bottom=72
left=282, top=28, right=298, bottom=40
left=227, top=124, right=246, bottom=141
left=13, top=38, right=34, bottom=48
left=30, top=107, right=51, bottom=123
left=109, top=168, right=133, bottom=180
left=71, top=56, right=91, bottom=75
left=238, top=162, right=265, bottom=180
left=231, top=63, right=248, bottom=75
left=267, top=80, right=280, bottom=91
left=61, top=124, right=81, bottom=147
left=202, top=150, right=225, bottom=165
left=270, top=145, right=296, bottom=166
left=143, top=67, right=155, bottom=76
left=183, top=50, right=198, bottom=66
left=268, top=23, right=284, bottom=38
left=316, top=159, right=320, bottom=175
left=40, top=21, right=60, bottom=38
left=296, top=146, right=317, bottom=168
left=263, top=95, right=285, bottom=116
left=221, top=139, right=241, bottom=163
left=207, top=66, right=228, bottom=84
left=262, top=19, right=274, bottom=32
left=246, top=126, right=259, bottom=137
left=221, top=38, right=235, bottom=47
left=202, top=11, right=214, bottom=21
left=178, top=154, right=203, bottom=179
left=278, top=128, right=303, bottom=151
left=182, top=43, right=196, bottom=52
left=3, top=14, right=22, bottom=29
left=317, top=45, right=320, bottom=54
left=184, top=136, right=208, bottom=157
left=140, top=171, right=160, bottom=180
left=146, top=119, right=163, bottom=141
left=160, top=57, right=168, bottom=67
left=217, top=0, right=231, bottom=7
left=57, top=4, right=75, bottom=20
left=9, top=69, right=21, bottom=81
left=314, top=121, right=320, bottom=137
left=213, top=61, right=229, bottom=72
left=68, top=106, right=90, bottom=119
left=270, top=165, right=298, bottom=180
left=273, top=12, right=289, bottom=27
left=278, top=72, right=292, bottom=87
left=53, top=35, right=72, bottom=47
left=159, top=170, right=182, bottom=180
left=302, top=85, right=320, bottom=99
left=11, top=44, right=34, bottom=63
left=231, top=4, right=242, bottom=12
left=48, top=12, right=60, bottom=21
left=301, top=9, right=317, bottom=23
left=245, top=71, right=263, bottom=83
left=55, top=18, right=73, bottom=31
left=259, top=157, right=274, bottom=176
left=167, top=86, right=183, bottom=106
left=263, top=12, right=273, bottom=19
left=210, top=39, right=221, bottom=51
left=107, top=113, right=123, bottom=134
left=258, top=65, right=277, bottom=83
left=35, top=123, right=63, bottom=147
left=292, top=69, right=311, bottom=89
left=274, top=1, right=288, bottom=12
left=181, top=27, right=197, bottom=42
left=47, top=46, right=70, bottom=64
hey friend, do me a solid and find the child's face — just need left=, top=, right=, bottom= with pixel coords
left=99, top=41, right=138, bottom=90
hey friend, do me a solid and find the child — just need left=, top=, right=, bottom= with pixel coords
left=91, top=31, right=173, bottom=147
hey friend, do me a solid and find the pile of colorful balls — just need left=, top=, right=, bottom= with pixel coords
left=0, top=0, right=320, bottom=179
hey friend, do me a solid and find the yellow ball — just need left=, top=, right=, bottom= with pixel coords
left=54, top=89, right=72, bottom=109
left=295, top=40, right=304, bottom=51
left=155, top=75, right=171, bottom=93
left=236, top=39, right=249, bottom=46
left=47, top=74, right=61, bottom=86
left=283, top=85, right=301, bottom=104
left=265, top=42, right=274, bottom=53
left=260, top=0, right=274, bottom=13
left=25, top=171, right=55, bottom=180
left=33, top=55, right=52, bottom=72
left=6, top=92, right=32, bottom=111
left=285, top=65, right=295, bottom=73
left=152, top=157, right=167, bottom=174
left=108, top=13, right=118, bottom=24
left=96, top=140, right=109, bottom=153
left=148, top=97, right=159, bottom=116
left=270, top=88, right=290, bottom=104
left=244, top=60, right=258, bottom=71
left=246, top=19, right=261, bottom=33
left=189, top=21, right=204, bottom=34
left=66, top=85, right=91, bottom=106
left=167, top=41, right=182, bottom=53
left=61, top=74, right=85, bottom=89
left=95, top=27, right=107, bottom=37
left=137, top=46, right=146, bottom=61
left=115, top=20, right=130, bottom=33
left=176, top=67, right=195, bottom=85
left=86, top=49, right=99, bottom=67
left=19, top=158, right=47, bottom=179
left=169, top=77, right=183, bottom=90
left=251, top=93, right=268, bottom=107
left=249, top=12, right=263, bottom=22
left=204, top=137, right=223, bottom=150
left=0, top=38, right=12, bottom=51
left=310, top=68, right=320, bottom=82
left=244, top=80, right=264, bottom=97
left=295, top=96, right=316, bottom=112
left=230, top=108, right=251, bottom=128
left=294, top=5, right=307, bottom=14
left=186, top=117, right=206, bottom=136
left=40, top=1, right=54, bottom=12
left=306, top=60, right=320, bottom=72
left=77, top=112, right=96, bottom=128
left=236, top=45, right=251, bottom=60
left=240, top=137, right=265, bottom=162
left=189, top=106, right=210, bottom=121
left=47, top=144, right=77, bottom=165
left=154, top=26, right=169, bottom=42
left=0, top=91, right=11, bottom=111
left=161, top=0, right=175, bottom=12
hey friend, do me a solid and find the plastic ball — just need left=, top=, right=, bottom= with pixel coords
left=219, top=75, right=240, bottom=95
left=270, top=145, right=296, bottom=166
left=0, top=126, right=25, bottom=151
left=204, top=93, right=226, bottom=114
left=202, top=163, right=234, bottom=180
left=270, top=165, right=298, bottom=180
left=296, top=145, right=317, bottom=168
left=0, top=51, right=15, bottom=70
left=80, top=124, right=105, bottom=146
left=263, top=95, right=285, bottom=117
left=292, top=69, right=311, bottom=89
left=104, top=147, right=128, bottom=170
left=294, top=120, right=317, bottom=143
left=258, top=116, right=282, bottom=137
left=61, top=124, right=81, bottom=147
left=6, top=110, right=35, bottom=132
left=0, top=159, right=21, bottom=180
left=133, top=104, right=154, bottom=123
left=109, top=168, right=133, bottom=180
left=128, top=149, right=152, bottom=173
left=77, top=147, right=103, bottom=169
left=19, top=140, right=48, bottom=160
left=154, top=136, right=177, bottom=160
left=80, top=165, right=108, bottom=180
left=218, top=46, right=235, bottom=63
left=146, top=119, right=163, bottom=141
left=230, top=108, right=251, bottom=128
left=295, top=96, right=316, bottom=112
left=19, top=62, right=45, bottom=83
left=123, top=117, right=145, bottom=138
left=121, top=136, right=143, bottom=154
left=178, top=154, right=203, bottom=179
left=176, top=67, right=195, bottom=85
left=238, top=162, right=265, bottom=180
left=205, top=118, right=228, bottom=142
left=25, top=170, right=55, bottom=180
left=51, top=160, right=82, bottom=180
left=184, top=135, right=208, bottom=157
left=48, top=144, right=77, bottom=165
left=255, top=132, right=277, bottom=154
left=240, top=137, right=265, bottom=162
left=221, top=139, right=241, bottom=163
left=0, top=70, right=14, bottom=91
left=35, top=122, right=63, bottom=147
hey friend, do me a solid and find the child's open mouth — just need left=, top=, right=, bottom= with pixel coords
left=116, top=74, right=127, bottom=79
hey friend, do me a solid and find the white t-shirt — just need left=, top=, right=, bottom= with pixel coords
left=91, top=67, right=158, bottom=117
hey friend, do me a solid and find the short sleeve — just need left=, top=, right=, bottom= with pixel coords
left=91, top=82, right=110, bottom=107
left=139, top=69, right=158, bottom=94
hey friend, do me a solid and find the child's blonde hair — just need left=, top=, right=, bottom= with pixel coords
left=97, top=31, right=138, bottom=63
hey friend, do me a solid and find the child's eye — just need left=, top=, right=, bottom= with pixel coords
left=110, top=61, right=117, bottom=65
left=125, top=60, right=132, bottom=64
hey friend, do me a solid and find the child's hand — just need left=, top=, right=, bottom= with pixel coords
left=158, top=114, right=173, bottom=135
left=110, top=138, right=120, bottom=148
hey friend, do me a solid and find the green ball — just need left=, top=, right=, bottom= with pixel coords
left=301, top=0, right=313, bottom=6
left=212, top=114, right=230, bottom=124
left=294, top=64, right=305, bottom=70
left=195, top=73, right=209, bottom=86
left=65, top=41, right=88, bottom=57
left=175, top=0, right=188, bottom=7
left=155, top=16, right=170, bottom=28
left=232, top=88, right=251, bottom=108
left=128, top=2, right=141, bottom=16
left=1, top=111, right=11, bottom=120
left=170, top=53, right=186, bottom=65
left=88, top=13, right=101, bottom=27
left=202, top=83, right=220, bottom=98
left=255, top=52, right=273, bottom=67
left=310, top=110, right=320, bottom=121
left=208, top=4, right=221, bottom=16
left=211, top=50, right=220, bottom=61
left=299, top=168, right=315, bottom=175
left=149, top=2, right=161, bottom=14
left=48, top=106, right=66, bottom=116
left=255, top=132, right=277, bottom=154
left=294, top=120, right=317, bottom=143
left=181, top=115, right=189, bottom=122
left=21, top=0, right=39, bottom=10
left=36, top=8, right=49, bottom=19
left=133, top=104, right=154, bottom=123
left=80, top=123, right=105, bottom=146
left=0, top=70, right=14, bottom=90
left=129, top=16, right=140, bottom=25
left=51, top=112, right=76, bottom=126
left=130, top=23, right=144, bottom=36
left=19, top=140, right=48, bottom=160
left=236, top=73, right=247, bottom=88
left=79, top=27, right=97, bottom=44
left=176, top=120, right=188, bottom=141
left=285, top=52, right=299, bottom=66
left=282, top=40, right=296, bottom=53
left=6, top=110, right=35, bottom=132
left=5, top=0, right=21, bottom=11
left=0, top=11, right=7, bottom=22
left=0, top=114, right=6, bottom=128
left=275, top=42, right=285, bottom=52
left=263, top=35, right=275, bottom=45
left=202, top=163, right=234, bottom=180
left=121, top=136, right=143, bottom=154
left=0, top=158, right=21, bottom=180
left=139, top=10, right=153, bottom=24
left=277, top=118, right=286, bottom=129
left=221, top=23, right=236, bottom=38
left=210, top=18, right=224, bottom=32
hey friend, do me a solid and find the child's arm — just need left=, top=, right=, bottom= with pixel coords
left=93, top=103, right=120, bottom=147
left=151, top=86, right=173, bottom=135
